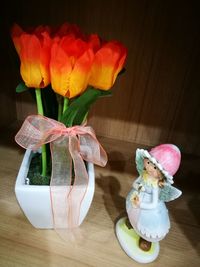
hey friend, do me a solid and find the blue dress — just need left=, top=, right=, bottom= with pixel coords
left=126, top=175, right=170, bottom=242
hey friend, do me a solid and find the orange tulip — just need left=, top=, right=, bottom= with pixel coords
left=11, top=24, right=52, bottom=88
left=50, top=35, right=94, bottom=98
left=88, top=41, right=127, bottom=90
left=54, top=22, right=83, bottom=38
left=87, top=34, right=101, bottom=52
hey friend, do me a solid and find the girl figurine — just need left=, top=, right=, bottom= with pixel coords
left=116, top=144, right=182, bottom=263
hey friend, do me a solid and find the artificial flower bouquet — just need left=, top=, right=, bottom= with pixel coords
left=12, top=22, right=127, bottom=229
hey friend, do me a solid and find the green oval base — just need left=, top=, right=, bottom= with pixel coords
left=115, top=217, right=160, bottom=263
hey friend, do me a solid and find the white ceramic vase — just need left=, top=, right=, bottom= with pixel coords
left=15, top=149, right=95, bottom=229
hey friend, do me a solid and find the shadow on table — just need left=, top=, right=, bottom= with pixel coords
left=96, top=174, right=127, bottom=225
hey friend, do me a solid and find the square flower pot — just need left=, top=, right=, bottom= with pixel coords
left=15, top=149, right=95, bottom=229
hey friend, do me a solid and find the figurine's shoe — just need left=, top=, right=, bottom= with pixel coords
left=115, top=217, right=160, bottom=263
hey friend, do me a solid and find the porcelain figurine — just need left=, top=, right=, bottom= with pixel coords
left=116, top=144, right=182, bottom=263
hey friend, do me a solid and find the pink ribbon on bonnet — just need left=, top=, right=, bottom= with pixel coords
left=15, top=115, right=107, bottom=229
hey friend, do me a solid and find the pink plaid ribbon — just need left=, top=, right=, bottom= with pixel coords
left=15, top=115, right=107, bottom=228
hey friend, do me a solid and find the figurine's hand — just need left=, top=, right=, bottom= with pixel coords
left=130, top=192, right=140, bottom=208
left=138, top=184, right=145, bottom=192
left=134, top=182, right=145, bottom=192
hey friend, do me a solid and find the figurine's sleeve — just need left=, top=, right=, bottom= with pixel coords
left=139, top=187, right=158, bottom=209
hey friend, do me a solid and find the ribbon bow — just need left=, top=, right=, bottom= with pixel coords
left=15, top=115, right=107, bottom=228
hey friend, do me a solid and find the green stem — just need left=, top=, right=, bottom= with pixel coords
left=35, top=88, right=44, bottom=115
left=63, top=97, right=69, bottom=114
left=35, top=88, right=47, bottom=177
left=82, top=112, right=88, bottom=124
left=57, top=96, right=63, bottom=122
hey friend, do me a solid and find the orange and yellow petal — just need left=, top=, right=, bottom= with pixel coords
left=20, top=62, right=42, bottom=88
left=112, top=52, right=127, bottom=85
left=88, top=34, right=101, bottom=52
left=50, top=42, right=72, bottom=96
left=56, top=23, right=82, bottom=38
left=11, top=24, right=51, bottom=88
left=39, top=32, right=52, bottom=87
left=11, top=24, right=24, bottom=55
left=19, top=34, right=43, bottom=87
left=89, top=41, right=127, bottom=90
left=67, top=49, right=94, bottom=98
left=60, top=36, right=88, bottom=59
left=50, top=38, right=94, bottom=98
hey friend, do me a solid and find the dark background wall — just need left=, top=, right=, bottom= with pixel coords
left=1, top=0, right=200, bottom=154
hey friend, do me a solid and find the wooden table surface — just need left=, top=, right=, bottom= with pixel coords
left=0, top=131, right=200, bottom=267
